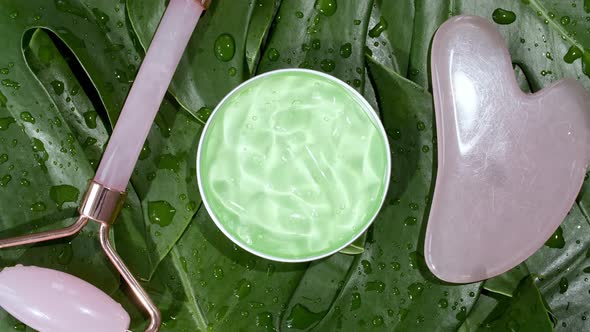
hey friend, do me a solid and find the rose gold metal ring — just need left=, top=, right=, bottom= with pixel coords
left=79, top=181, right=127, bottom=224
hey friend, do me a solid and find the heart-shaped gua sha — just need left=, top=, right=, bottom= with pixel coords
left=425, top=15, right=590, bottom=283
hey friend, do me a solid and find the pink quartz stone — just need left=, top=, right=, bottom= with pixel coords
left=425, top=16, right=590, bottom=283
left=94, top=0, right=204, bottom=191
left=0, top=265, right=130, bottom=331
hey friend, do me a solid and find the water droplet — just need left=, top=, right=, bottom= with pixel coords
left=416, top=121, right=426, bottom=131
left=20, top=178, right=30, bottom=186
left=148, top=200, right=176, bottom=227
left=408, top=251, right=420, bottom=269
left=438, top=299, right=448, bottom=308
left=545, top=226, right=565, bottom=248
left=30, top=201, right=47, bottom=212
left=339, top=43, right=352, bottom=58
left=51, top=80, right=65, bottom=95
left=139, top=141, right=151, bottom=160
left=351, top=292, right=361, bottom=310
left=492, top=8, right=516, bottom=25
left=545, top=52, right=553, bottom=60
left=320, top=59, right=335, bottom=72
left=196, top=107, right=212, bottom=123
left=185, top=201, right=197, bottom=212
left=20, top=112, right=35, bottom=124
left=228, top=66, right=237, bottom=76
left=361, top=259, right=372, bottom=274
left=404, top=216, right=417, bottom=226
left=13, top=322, right=25, bottom=330
left=80, top=137, right=97, bottom=149
left=583, top=266, right=590, bottom=273
left=92, top=7, right=110, bottom=26
left=234, top=279, right=252, bottom=298
left=213, top=265, right=224, bottom=280
left=1, top=79, right=20, bottom=90
left=214, top=34, right=236, bottom=62
left=311, top=39, right=321, bottom=50
left=267, top=48, right=280, bottom=62
left=353, top=19, right=361, bottom=25
left=249, top=301, right=264, bottom=309
left=255, top=312, right=273, bottom=329
left=70, top=85, right=80, bottom=96
left=564, top=45, right=583, bottom=64
left=560, top=16, right=571, bottom=26
left=559, top=277, right=569, bottom=293
left=391, top=261, right=401, bottom=271
left=0, top=174, right=11, bottom=187
left=31, top=138, right=48, bottom=166
left=50, top=185, right=80, bottom=208
left=285, top=303, right=327, bottom=330
left=0, top=117, right=15, bottom=131
left=407, top=282, right=424, bottom=300
left=83, top=111, right=98, bottom=129
left=295, top=11, right=304, bottom=18
left=370, top=315, right=383, bottom=327
left=9, top=11, right=18, bottom=19
left=365, top=280, right=385, bottom=293
left=368, top=16, right=388, bottom=38
left=456, top=306, right=467, bottom=321
left=316, top=0, right=337, bottom=16
left=179, top=256, right=188, bottom=272
left=0, top=154, right=7, bottom=165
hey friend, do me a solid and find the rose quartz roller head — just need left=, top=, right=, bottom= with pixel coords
left=425, top=16, right=590, bottom=283
left=0, top=266, right=130, bottom=332
left=0, top=0, right=210, bottom=331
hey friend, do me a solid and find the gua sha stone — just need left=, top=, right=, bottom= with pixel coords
left=0, top=265, right=130, bottom=331
left=425, top=16, right=590, bottom=283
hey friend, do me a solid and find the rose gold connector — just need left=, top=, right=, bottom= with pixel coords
left=0, top=180, right=161, bottom=332
left=82, top=181, right=162, bottom=332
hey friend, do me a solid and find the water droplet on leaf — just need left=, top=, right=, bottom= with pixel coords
left=492, top=8, right=516, bottom=25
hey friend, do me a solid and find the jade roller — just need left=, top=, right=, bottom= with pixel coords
left=0, top=0, right=209, bottom=331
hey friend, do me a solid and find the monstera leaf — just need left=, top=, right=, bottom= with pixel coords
left=0, top=0, right=588, bottom=331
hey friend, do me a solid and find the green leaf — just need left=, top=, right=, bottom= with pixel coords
left=408, top=0, right=453, bottom=87
left=245, top=0, right=281, bottom=74
left=127, top=207, right=308, bottom=331
left=2, top=0, right=590, bottom=330
left=365, top=0, right=414, bottom=77
left=128, top=0, right=256, bottom=117
left=339, top=232, right=367, bottom=255
left=257, top=0, right=374, bottom=91
left=281, top=254, right=356, bottom=330
left=483, top=264, right=530, bottom=298
left=526, top=204, right=590, bottom=330
left=452, top=1, right=590, bottom=91
left=478, top=276, right=554, bottom=332
left=457, top=294, right=500, bottom=332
